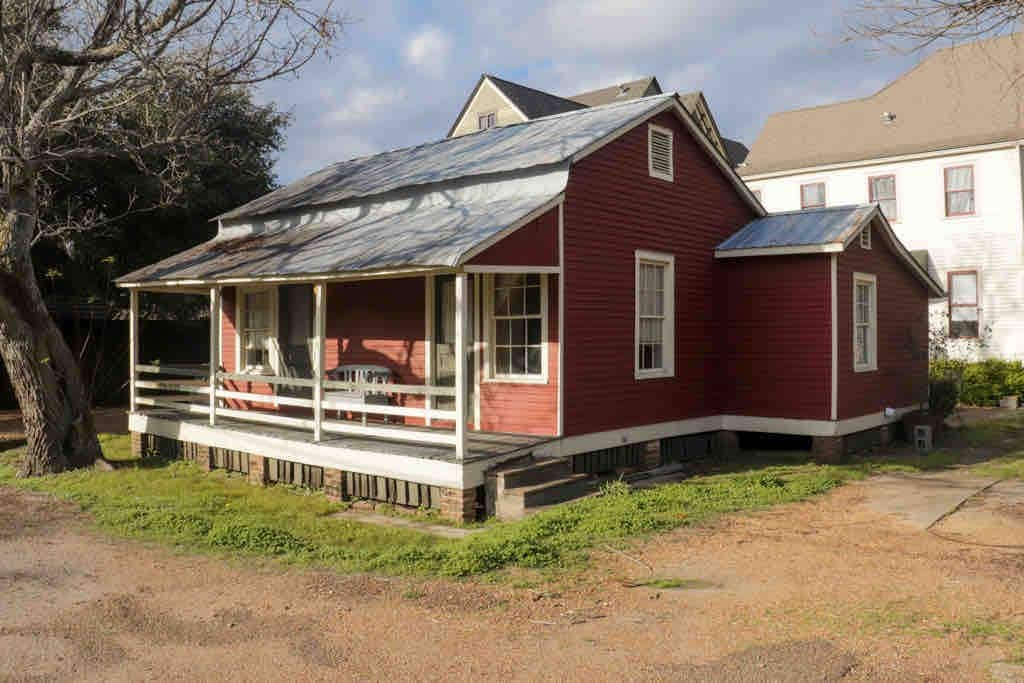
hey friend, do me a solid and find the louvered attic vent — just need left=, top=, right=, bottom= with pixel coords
left=648, top=125, right=674, bottom=181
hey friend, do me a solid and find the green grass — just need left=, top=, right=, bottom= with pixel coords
left=626, top=577, right=717, bottom=590
left=5, top=412, right=1023, bottom=579
left=0, top=435, right=867, bottom=578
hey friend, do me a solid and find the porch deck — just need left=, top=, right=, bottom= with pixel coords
left=135, top=407, right=552, bottom=465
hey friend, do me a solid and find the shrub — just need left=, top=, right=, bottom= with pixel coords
left=958, top=359, right=1024, bottom=406
left=928, top=378, right=959, bottom=418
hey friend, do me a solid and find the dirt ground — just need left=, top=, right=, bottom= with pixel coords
left=2, top=475, right=1023, bottom=681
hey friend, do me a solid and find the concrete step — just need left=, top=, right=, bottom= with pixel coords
left=496, top=473, right=597, bottom=520
left=497, top=458, right=572, bottom=490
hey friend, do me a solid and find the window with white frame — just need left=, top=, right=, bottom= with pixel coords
left=491, top=273, right=545, bottom=379
left=948, top=270, right=980, bottom=339
left=868, top=174, right=898, bottom=221
left=635, top=251, right=675, bottom=378
left=945, top=165, right=975, bottom=216
left=853, top=274, right=877, bottom=372
left=800, top=182, right=826, bottom=209
left=240, top=288, right=275, bottom=372
left=648, top=125, right=674, bottom=181
left=477, top=111, right=496, bottom=131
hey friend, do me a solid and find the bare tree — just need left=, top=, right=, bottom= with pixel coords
left=0, top=0, right=343, bottom=475
left=847, top=0, right=1024, bottom=51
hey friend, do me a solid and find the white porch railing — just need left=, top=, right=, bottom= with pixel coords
left=132, top=364, right=460, bottom=448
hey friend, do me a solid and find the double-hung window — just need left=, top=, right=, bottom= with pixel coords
left=800, top=182, right=826, bottom=209
left=635, top=251, right=675, bottom=379
left=945, top=165, right=975, bottom=216
left=239, top=288, right=275, bottom=373
left=477, top=112, right=496, bottom=131
left=491, top=274, right=545, bottom=379
left=948, top=270, right=980, bottom=339
left=868, top=174, right=898, bottom=221
left=853, top=273, right=877, bottom=372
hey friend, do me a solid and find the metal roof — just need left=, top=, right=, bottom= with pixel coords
left=716, top=205, right=877, bottom=251
left=218, top=93, right=675, bottom=222
left=118, top=171, right=566, bottom=285
left=716, top=204, right=945, bottom=297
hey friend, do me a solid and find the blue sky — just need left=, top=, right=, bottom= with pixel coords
left=256, top=0, right=930, bottom=184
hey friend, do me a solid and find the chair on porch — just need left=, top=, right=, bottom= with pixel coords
left=277, top=341, right=314, bottom=399
left=325, top=364, right=393, bottom=425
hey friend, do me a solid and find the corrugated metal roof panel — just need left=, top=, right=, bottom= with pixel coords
left=716, top=205, right=876, bottom=251
left=118, top=171, right=566, bottom=284
left=218, top=93, right=674, bottom=222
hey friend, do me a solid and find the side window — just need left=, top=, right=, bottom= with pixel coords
left=948, top=271, right=980, bottom=338
left=477, top=112, right=496, bottom=131
left=945, top=165, right=975, bottom=216
left=853, top=273, right=877, bottom=372
left=635, top=250, right=675, bottom=379
left=491, top=274, right=545, bottom=379
left=868, top=175, right=898, bottom=221
left=800, top=182, right=826, bottom=209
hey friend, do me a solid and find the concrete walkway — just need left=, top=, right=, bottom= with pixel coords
left=858, top=470, right=1001, bottom=530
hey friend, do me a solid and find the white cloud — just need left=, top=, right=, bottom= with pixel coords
left=322, top=87, right=407, bottom=125
left=403, top=25, right=453, bottom=78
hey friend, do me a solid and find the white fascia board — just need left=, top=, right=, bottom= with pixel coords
left=741, top=138, right=1024, bottom=181
left=117, top=266, right=451, bottom=290
left=714, top=244, right=844, bottom=258
left=844, top=211, right=946, bottom=298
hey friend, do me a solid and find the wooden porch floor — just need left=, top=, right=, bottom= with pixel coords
left=137, top=408, right=552, bottom=465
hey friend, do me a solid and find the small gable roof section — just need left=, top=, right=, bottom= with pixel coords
left=122, top=94, right=747, bottom=286
left=447, top=74, right=585, bottom=138
left=742, top=33, right=1024, bottom=176
left=715, top=204, right=945, bottom=297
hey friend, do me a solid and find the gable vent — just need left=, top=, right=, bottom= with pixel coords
left=648, top=125, right=674, bottom=181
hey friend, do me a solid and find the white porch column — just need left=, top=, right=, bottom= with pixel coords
left=313, top=282, right=327, bottom=442
left=454, top=273, right=468, bottom=461
left=424, top=275, right=434, bottom=427
left=128, top=289, right=138, bottom=414
left=208, top=286, right=221, bottom=427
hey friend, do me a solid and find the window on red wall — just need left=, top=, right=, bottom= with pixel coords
left=948, top=270, right=980, bottom=338
left=800, top=182, right=826, bottom=209
left=945, top=165, right=975, bottom=216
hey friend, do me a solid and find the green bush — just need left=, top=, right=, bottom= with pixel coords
left=954, top=359, right=1024, bottom=407
left=928, top=378, right=959, bottom=418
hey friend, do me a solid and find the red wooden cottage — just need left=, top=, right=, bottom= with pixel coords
left=117, top=93, right=943, bottom=521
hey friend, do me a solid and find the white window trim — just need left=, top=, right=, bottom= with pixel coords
left=852, top=273, right=877, bottom=373
left=483, top=273, right=549, bottom=384
left=859, top=226, right=871, bottom=249
left=234, top=285, right=279, bottom=376
left=477, top=111, right=497, bottom=131
left=635, top=250, right=675, bottom=380
left=647, top=124, right=674, bottom=182
left=800, top=180, right=827, bottom=209
left=942, top=161, right=979, bottom=219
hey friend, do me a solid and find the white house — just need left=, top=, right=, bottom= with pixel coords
left=741, top=34, right=1024, bottom=359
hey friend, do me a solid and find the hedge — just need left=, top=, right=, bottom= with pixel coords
left=931, top=359, right=1024, bottom=407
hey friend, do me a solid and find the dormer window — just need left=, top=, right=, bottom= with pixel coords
left=648, top=125, right=674, bottom=182
left=477, top=112, right=496, bottom=131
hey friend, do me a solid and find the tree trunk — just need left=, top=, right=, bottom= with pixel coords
left=0, top=183, right=100, bottom=475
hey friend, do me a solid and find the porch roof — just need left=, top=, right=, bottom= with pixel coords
left=116, top=171, right=565, bottom=286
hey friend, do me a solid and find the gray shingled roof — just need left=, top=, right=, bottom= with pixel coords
left=218, top=93, right=675, bottom=222
left=742, top=33, right=1024, bottom=176
left=487, top=75, right=586, bottom=119
left=716, top=205, right=877, bottom=251
left=569, top=77, right=662, bottom=106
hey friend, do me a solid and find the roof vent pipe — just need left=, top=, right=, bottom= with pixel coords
left=881, top=111, right=896, bottom=124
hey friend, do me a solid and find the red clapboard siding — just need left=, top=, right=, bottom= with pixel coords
left=562, top=110, right=756, bottom=436
left=715, top=255, right=832, bottom=420
left=467, top=208, right=559, bottom=267
left=478, top=274, right=558, bottom=436
left=837, top=226, right=929, bottom=419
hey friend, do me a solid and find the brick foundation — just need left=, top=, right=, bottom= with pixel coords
left=324, top=468, right=344, bottom=502
left=712, top=430, right=740, bottom=458
left=812, top=435, right=844, bottom=463
left=439, top=487, right=479, bottom=523
left=642, top=439, right=662, bottom=470
left=130, top=431, right=143, bottom=458
left=247, top=454, right=266, bottom=485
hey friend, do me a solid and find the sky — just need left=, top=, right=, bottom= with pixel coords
left=255, top=0, right=932, bottom=184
